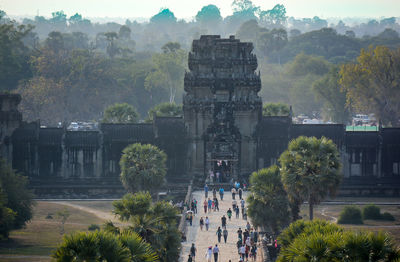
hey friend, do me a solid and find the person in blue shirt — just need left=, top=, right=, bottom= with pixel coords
left=204, top=184, right=209, bottom=198
left=219, top=187, right=224, bottom=200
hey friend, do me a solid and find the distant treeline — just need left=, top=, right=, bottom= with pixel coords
left=0, top=1, right=399, bottom=126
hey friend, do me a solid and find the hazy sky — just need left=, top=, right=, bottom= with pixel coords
left=0, top=0, right=399, bottom=20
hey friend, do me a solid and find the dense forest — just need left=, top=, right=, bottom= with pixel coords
left=1, top=0, right=399, bottom=125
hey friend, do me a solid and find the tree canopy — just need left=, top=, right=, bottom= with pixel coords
left=247, top=166, right=290, bottom=234
left=0, top=159, right=34, bottom=239
left=147, top=102, right=182, bottom=121
left=262, top=103, right=290, bottom=116
left=119, top=143, right=167, bottom=193
left=102, top=103, right=139, bottom=123
left=339, top=46, right=400, bottom=126
left=279, top=136, right=341, bottom=220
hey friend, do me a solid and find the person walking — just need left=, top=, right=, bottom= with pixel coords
left=216, top=226, right=222, bottom=243
left=237, top=227, right=243, bottom=242
left=239, top=245, right=246, bottom=261
left=212, top=244, right=219, bottom=262
left=187, top=254, right=193, bottom=262
left=231, top=187, right=237, bottom=199
left=219, top=187, right=224, bottom=200
left=200, top=217, right=204, bottom=231
left=208, top=198, right=212, bottom=212
left=238, top=187, right=243, bottom=200
left=227, top=208, right=232, bottom=221
left=213, top=188, right=217, bottom=198
left=205, top=246, right=212, bottom=262
left=193, top=198, right=198, bottom=214
left=223, top=228, right=228, bottom=243
left=203, top=200, right=207, bottom=213
left=205, top=216, right=210, bottom=231
left=221, top=215, right=227, bottom=229
left=188, top=213, right=193, bottom=226
left=204, top=184, right=209, bottom=198
left=190, top=243, right=197, bottom=261
left=246, top=221, right=251, bottom=232
left=240, top=199, right=245, bottom=210
left=232, top=199, right=237, bottom=210
left=250, top=245, right=257, bottom=261
left=235, top=206, right=240, bottom=219
left=214, top=197, right=219, bottom=211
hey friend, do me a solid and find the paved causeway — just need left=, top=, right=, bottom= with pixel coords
left=181, top=189, right=261, bottom=262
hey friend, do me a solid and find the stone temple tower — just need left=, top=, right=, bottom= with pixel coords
left=184, top=35, right=262, bottom=182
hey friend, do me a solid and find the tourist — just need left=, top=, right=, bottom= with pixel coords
left=190, top=243, right=197, bottom=260
left=205, top=184, right=209, bottom=198
left=214, top=197, right=219, bottom=211
left=210, top=171, right=215, bottom=183
left=223, top=228, right=228, bottom=243
left=221, top=215, right=227, bottom=228
left=243, top=229, right=249, bottom=243
left=253, top=230, right=258, bottom=244
left=235, top=206, right=240, bottom=218
left=240, top=199, right=245, bottom=210
left=245, top=244, right=250, bottom=261
left=227, top=208, right=232, bottom=221
left=232, top=199, right=237, bottom=210
left=239, top=245, right=246, bottom=260
left=216, top=226, right=222, bottom=243
left=235, top=181, right=240, bottom=189
left=219, top=187, right=224, bottom=200
left=208, top=198, right=212, bottom=212
left=212, top=244, right=219, bottom=262
left=188, top=213, right=193, bottom=226
left=212, top=199, right=215, bottom=211
left=216, top=171, right=220, bottom=182
left=243, top=209, right=247, bottom=220
left=213, top=188, right=217, bottom=198
left=193, top=198, right=198, bottom=213
left=204, top=200, right=207, bottom=213
left=245, top=236, right=251, bottom=248
left=205, top=246, right=212, bottom=262
left=238, top=187, right=243, bottom=200
left=246, top=221, right=251, bottom=232
left=205, top=216, right=210, bottom=231
left=237, top=227, right=243, bottom=241
left=250, top=245, right=257, bottom=261
left=187, top=254, right=192, bottom=262
left=200, top=217, right=204, bottom=231
left=231, top=187, right=237, bottom=199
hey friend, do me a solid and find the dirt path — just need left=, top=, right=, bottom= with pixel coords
left=181, top=189, right=262, bottom=262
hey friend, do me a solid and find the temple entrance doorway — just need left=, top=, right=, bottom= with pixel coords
left=206, top=158, right=238, bottom=183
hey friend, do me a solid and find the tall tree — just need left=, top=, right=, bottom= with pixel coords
left=0, top=159, right=34, bottom=238
left=279, top=136, right=341, bottom=220
left=119, top=143, right=167, bottom=193
left=313, top=66, right=351, bottom=124
left=145, top=44, right=186, bottom=103
left=195, top=5, right=222, bottom=26
left=339, top=46, right=400, bottom=126
left=0, top=20, right=33, bottom=91
left=103, top=103, right=139, bottom=123
left=259, top=4, right=287, bottom=27
left=247, top=166, right=290, bottom=234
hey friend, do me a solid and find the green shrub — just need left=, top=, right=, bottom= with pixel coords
left=381, top=212, right=395, bottom=221
left=338, top=206, right=363, bottom=224
left=363, top=204, right=381, bottom=220
left=88, top=224, right=100, bottom=231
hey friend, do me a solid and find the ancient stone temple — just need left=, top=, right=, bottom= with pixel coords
left=184, top=35, right=262, bottom=181
left=1, top=35, right=400, bottom=198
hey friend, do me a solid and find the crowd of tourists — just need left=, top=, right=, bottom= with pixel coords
left=186, top=182, right=259, bottom=262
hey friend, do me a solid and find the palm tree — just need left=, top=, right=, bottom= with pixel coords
left=53, top=230, right=158, bottom=262
left=279, top=136, right=341, bottom=220
left=53, top=231, right=130, bottom=262
left=247, top=165, right=290, bottom=234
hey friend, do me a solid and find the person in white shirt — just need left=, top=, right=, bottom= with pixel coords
left=205, top=246, right=212, bottom=262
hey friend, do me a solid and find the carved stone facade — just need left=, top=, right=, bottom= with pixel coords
left=184, top=35, right=262, bottom=180
left=1, top=35, right=400, bottom=198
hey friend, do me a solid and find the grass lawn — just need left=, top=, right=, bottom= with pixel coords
left=0, top=201, right=107, bottom=261
left=300, top=198, right=400, bottom=245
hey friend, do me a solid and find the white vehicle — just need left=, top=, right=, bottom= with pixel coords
left=303, top=119, right=323, bottom=124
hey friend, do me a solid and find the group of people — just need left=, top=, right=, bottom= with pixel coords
left=236, top=223, right=259, bottom=261
left=186, top=183, right=258, bottom=262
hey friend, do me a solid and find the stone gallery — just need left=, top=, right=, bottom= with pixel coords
left=1, top=36, right=399, bottom=197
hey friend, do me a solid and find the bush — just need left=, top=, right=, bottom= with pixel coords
left=381, top=212, right=396, bottom=221
left=363, top=204, right=381, bottom=220
left=88, top=224, right=100, bottom=231
left=338, top=206, right=363, bottom=224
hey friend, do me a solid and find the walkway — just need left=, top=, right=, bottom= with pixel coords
left=181, top=189, right=261, bottom=262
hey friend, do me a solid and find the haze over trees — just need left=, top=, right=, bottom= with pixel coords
left=0, top=1, right=399, bottom=125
